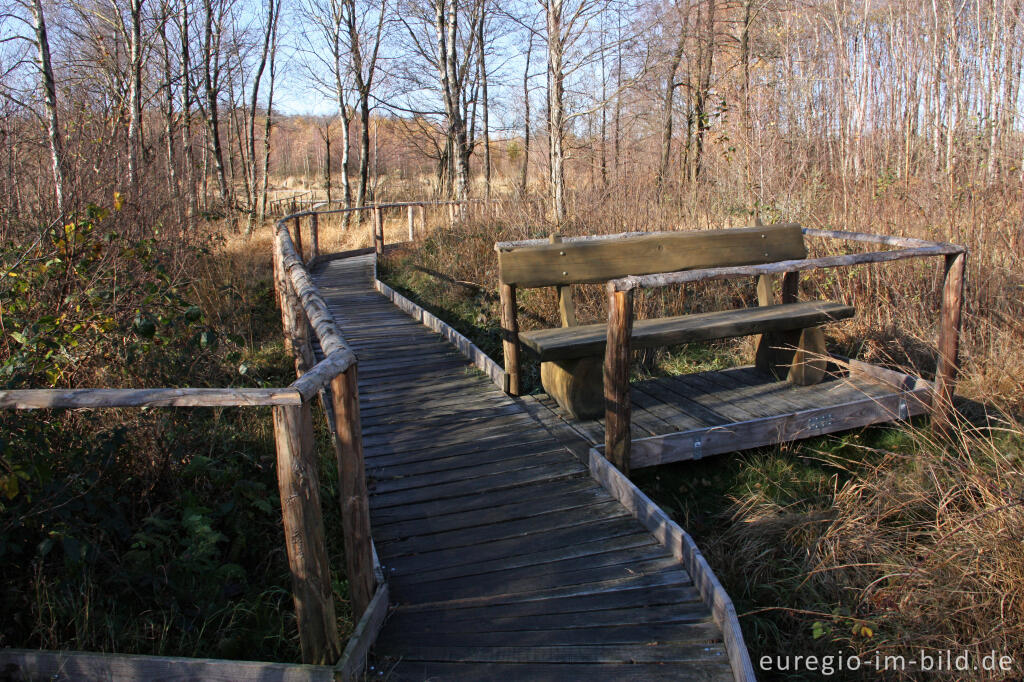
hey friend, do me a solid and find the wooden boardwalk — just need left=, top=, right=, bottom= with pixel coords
left=314, top=254, right=738, bottom=681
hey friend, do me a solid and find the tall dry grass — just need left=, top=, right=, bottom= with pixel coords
left=371, top=172, right=1024, bottom=678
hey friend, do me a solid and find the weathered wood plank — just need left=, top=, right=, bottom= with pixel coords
left=521, top=301, right=855, bottom=361
left=0, top=387, right=302, bottom=410
left=335, top=583, right=388, bottom=682
left=0, top=649, right=335, bottom=682
left=498, top=225, right=806, bottom=288
left=589, top=450, right=756, bottom=681
left=375, top=641, right=729, bottom=665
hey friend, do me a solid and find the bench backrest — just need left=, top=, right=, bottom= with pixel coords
left=496, top=224, right=806, bottom=289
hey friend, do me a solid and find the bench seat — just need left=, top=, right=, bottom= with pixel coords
left=519, top=301, right=855, bottom=361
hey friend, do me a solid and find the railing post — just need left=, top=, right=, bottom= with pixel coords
left=499, top=282, right=521, bottom=396
left=933, top=250, right=966, bottom=437
left=292, top=216, right=304, bottom=262
left=272, top=241, right=293, bottom=356
left=604, top=285, right=633, bottom=474
left=272, top=401, right=341, bottom=665
left=407, top=205, right=415, bottom=241
left=310, top=213, right=320, bottom=261
left=373, top=207, right=384, bottom=256
left=419, top=205, right=426, bottom=235
left=329, top=365, right=375, bottom=619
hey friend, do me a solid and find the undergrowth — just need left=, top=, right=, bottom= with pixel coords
left=0, top=205, right=352, bottom=660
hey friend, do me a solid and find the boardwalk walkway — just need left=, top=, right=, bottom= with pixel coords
left=313, top=254, right=737, bottom=681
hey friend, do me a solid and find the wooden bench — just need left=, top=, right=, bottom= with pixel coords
left=496, top=224, right=855, bottom=420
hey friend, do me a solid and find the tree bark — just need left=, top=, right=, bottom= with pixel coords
left=29, top=0, right=67, bottom=216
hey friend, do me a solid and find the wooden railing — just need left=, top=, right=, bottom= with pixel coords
left=596, top=227, right=968, bottom=471
left=0, top=197, right=503, bottom=672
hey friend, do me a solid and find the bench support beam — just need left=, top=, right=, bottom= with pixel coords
left=604, top=286, right=633, bottom=474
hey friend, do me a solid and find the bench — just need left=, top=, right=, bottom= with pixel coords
left=495, top=224, right=855, bottom=420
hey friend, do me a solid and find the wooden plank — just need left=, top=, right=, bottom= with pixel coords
left=377, top=621, right=723, bottom=648
left=521, top=302, right=855, bottom=361
left=378, top=499, right=627, bottom=558
left=615, top=244, right=961, bottom=292
left=364, top=432, right=561, bottom=471
left=369, top=448, right=579, bottom=496
left=0, top=649, right=335, bottom=682
left=382, top=517, right=645, bottom=579
left=631, top=381, right=725, bottom=430
left=588, top=451, right=756, bottom=682
left=397, top=660, right=732, bottom=682
left=497, top=225, right=807, bottom=288
left=335, top=583, right=389, bottom=682
left=0, top=387, right=302, bottom=410
left=397, top=566, right=698, bottom=612
left=369, top=460, right=586, bottom=510
left=385, top=660, right=733, bottom=682
left=391, top=554, right=682, bottom=605
left=369, top=475, right=596, bottom=529
left=376, top=278, right=506, bottom=390
left=374, top=641, right=728, bottom=665
left=389, top=582, right=704, bottom=621
left=393, top=532, right=658, bottom=588
left=624, top=380, right=933, bottom=469
left=372, top=483, right=609, bottom=541
left=386, top=600, right=713, bottom=634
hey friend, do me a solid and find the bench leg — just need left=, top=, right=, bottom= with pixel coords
left=755, top=326, right=827, bottom=386
left=541, top=358, right=604, bottom=419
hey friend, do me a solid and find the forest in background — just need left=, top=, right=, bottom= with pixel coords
left=2, top=0, right=1024, bottom=673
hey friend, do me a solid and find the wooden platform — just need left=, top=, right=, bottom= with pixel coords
left=313, top=255, right=740, bottom=681
left=521, top=363, right=932, bottom=469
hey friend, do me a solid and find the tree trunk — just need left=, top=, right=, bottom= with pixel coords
left=203, top=0, right=231, bottom=207
left=127, top=0, right=144, bottom=190
left=656, top=22, right=687, bottom=193
left=478, top=11, right=490, bottom=200
left=546, top=0, right=566, bottom=222
left=30, top=0, right=67, bottom=215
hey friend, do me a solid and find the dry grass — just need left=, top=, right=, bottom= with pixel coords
left=372, top=175, right=1024, bottom=679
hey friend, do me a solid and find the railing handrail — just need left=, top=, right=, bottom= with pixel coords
left=0, top=199, right=483, bottom=409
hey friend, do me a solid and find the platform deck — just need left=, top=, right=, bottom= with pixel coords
left=313, top=255, right=739, bottom=681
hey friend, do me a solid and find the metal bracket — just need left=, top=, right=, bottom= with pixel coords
left=693, top=438, right=703, bottom=458
left=808, top=413, right=834, bottom=430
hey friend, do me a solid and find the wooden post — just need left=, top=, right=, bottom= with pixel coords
left=407, top=205, right=415, bottom=241
left=499, top=282, right=521, bottom=396
left=373, top=207, right=384, bottom=256
left=279, top=258, right=315, bottom=376
left=781, top=271, right=799, bottom=303
left=292, top=216, right=303, bottom=262
left=329, top=366, right=375, bottom=620
left=933, top=251, right=966, bottom=436
left=448, top=203, right=454, bottom=226
left=273, top=246, right=293, bottom=356
left=604, top=286, right=634, bottom=474
left=272, top=402, right=341, bottom=665
left=310, top=213, right=320, bottom=261
left=419, top=205, right=426, bottom=234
